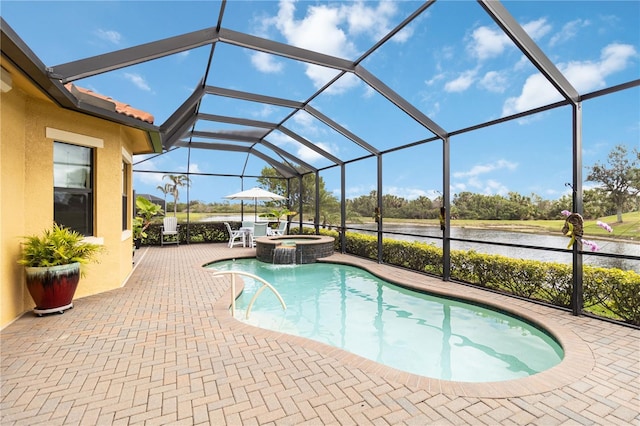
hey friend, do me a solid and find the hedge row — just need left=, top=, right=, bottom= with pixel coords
left=140, top=222, right=639, bottom=325
left=141, top=221, right=237, bottom=245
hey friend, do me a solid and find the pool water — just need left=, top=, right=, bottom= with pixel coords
left=208, top=258, right=564, bottom=383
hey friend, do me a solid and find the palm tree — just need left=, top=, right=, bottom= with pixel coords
left=162, top=174, right=191, bottom=216
left=156, top=182, right=173, bottom=213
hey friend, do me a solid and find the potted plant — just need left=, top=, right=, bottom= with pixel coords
left=134, top=196, right=163, bottom=248
left=132, top=216, right=145, bottom=249
left=260, top=207, right=297, bottom=229
left=18, top=223, right=103, bottom=316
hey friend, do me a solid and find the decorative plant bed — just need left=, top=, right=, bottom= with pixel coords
left=255, top=235, right=335, bottom=264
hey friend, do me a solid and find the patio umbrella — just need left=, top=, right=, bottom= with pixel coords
left=224, top=187, right=286, bottom=221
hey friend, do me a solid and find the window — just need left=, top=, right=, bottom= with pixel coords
left=54, top=141, right=93, bottom=235
left=122, top=161, right=129, bottom=231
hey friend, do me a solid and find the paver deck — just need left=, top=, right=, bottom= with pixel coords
left=1, top=243, right=638, bottom=425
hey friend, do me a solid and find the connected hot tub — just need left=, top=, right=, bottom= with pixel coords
left=255, top=235, right=335, bottom=264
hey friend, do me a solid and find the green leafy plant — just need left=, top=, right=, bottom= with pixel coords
left=260, top=207, right=297, bottom=228
left=135, top=196, right=164, bottom=240
left=133, top=216, right=145, bottom=240
left=18, top=223, right=103, bottom=268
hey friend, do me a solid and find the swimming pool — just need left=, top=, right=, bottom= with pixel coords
left=208, top=258, right=564, bottom=383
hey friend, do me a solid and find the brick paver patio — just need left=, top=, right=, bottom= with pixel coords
left=1, top=243, right=638, bottom=425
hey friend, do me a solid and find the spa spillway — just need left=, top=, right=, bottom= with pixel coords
left=255, top=235, right=335, bottom=264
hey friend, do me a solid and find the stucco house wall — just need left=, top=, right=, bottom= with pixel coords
left=1, top=61, right=156, bottom=328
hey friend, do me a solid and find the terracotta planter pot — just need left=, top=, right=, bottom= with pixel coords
left=25, top=263, right=80, bottom=315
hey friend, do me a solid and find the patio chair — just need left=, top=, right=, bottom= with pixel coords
left=161, top=216, right=179, bottom=247
left=270, top=221, right=288, bottom=236
left=251, top=222, right=269, bottom=247
left=225, top=222, right=245, bottom=248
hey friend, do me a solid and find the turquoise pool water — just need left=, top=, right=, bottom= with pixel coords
left=208, top=258, right=564, bottom=383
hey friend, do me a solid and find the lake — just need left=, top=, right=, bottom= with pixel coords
left=353, top=223, right=640, bottom=273
left=202, top=215, right=639, bottom=272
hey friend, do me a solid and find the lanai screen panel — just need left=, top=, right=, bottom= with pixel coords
left=264, top=129, right=337, bottom=171
left=283, top=110, right=373, bottom=162
left=192, top=120, right=268, bottom=138
left=581, top=87, right=640, bottom=268
left=309, top=73, right=437, bottom=153
left=449, top=106, right=574, bottom=227
left=381, top=143, right=443, bottom=212
left=206, top=43, right=339, bottom=100
left=502, top=0, right=640, bottom=93
left=198, top=94, right=294, bottom=130
left=53, top=46, right=214, bottom=127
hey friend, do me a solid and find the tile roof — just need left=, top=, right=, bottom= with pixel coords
left=65, top=83, right=154, bottom=124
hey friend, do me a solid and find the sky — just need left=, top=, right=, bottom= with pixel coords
left=2, top=0, right=639, bottom=205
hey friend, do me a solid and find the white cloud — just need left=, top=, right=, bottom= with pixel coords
left=95, top=29, right=122, bottom=45
left=292, top=110, right=315, bottom=127
left=291, top=110, right=323, bottom=137
left=176, top=51, right=189, bottom=61
left=453, top=159, right=518, bottom=178
left=123, top=72, right=152, bottom=92
left=549, top=19, right=590, bottom=47
left=468, top=25, right=511, bottom=60
left=268, top=128, right=336, bottom=164
left=306, top=64, right=358, bottom=93
left=270, top=0, right=403, bottom=91
left=479, top=70, right=508, bottom=93
left=503, top=43, right=637, bottom=116
left=343, top=0, right=404, bottom=41
left=383, top=186, right=431, bottom=201
left=425, top=72, right=445, bottom=86
left=444, top=69, right=477, bottom=93
left=468, top=19, right=550, bottom=61
left=452, top=160, right=517, bottom=196
left=451, top=182, right=467, bottom=193
left=133, top=157, right=164, bottom=186
left=251, top=104, right=277, bottom=118
left=250, top=51, right=284, bottom=73
left=344, top=184, right=375, bottom=199
left=522, top=18, right=552, bottom=40
left=275, top=1, right=355, bottom=57
left=483, top=179, right=509, bottom=196
left=362, top=84, right=376, bottom=98
left=296, top=141, right=335, bottom=163
left=502, top=73, right=555, bottom=115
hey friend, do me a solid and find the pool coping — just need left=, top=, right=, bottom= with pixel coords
left=207, top=253, right=595, bottom=398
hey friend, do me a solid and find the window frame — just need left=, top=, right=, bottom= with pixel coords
left=47, top=128, right=104, bottom=237
left=53, top=141, right=94, bottom=236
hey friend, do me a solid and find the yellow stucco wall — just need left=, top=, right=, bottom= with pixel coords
left=1, top=66, right=151, bottom=328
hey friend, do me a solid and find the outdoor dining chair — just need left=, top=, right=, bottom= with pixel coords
left=250, top=222, right=269, bottom=247
left=161, top=216, right=179, bottom=247
left=224, top=222, right=245, bottom=248
left=269, top=221, right=288, bottom=236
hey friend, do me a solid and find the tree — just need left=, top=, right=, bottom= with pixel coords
left=586, top=144, right=640, bottom=223
left=156, top=182, right=173, bottom=212
left=162, top=174, right=191, bottom=216
left=257, top=167, right=314, bottom=209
